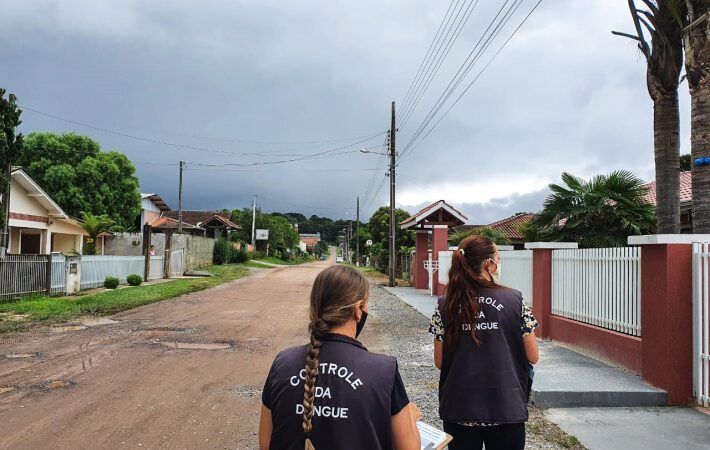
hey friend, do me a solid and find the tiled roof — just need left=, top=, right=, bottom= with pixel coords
left=150, top=216, right=203, bottom=230
left=643, top=171, right=692, bottom=205
left=486, top=213, right=537, bottom=240
left=162, top=211, right=240, bottom=229
left=400, top=200, right=468, bottom=228
left=300, top=237, right=321, bottom=246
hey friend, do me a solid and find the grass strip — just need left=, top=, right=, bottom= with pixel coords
left=0, top=264, right=250, bottom=334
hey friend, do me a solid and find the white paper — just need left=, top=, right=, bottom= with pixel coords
left=417, top=421, right=448, bottom=450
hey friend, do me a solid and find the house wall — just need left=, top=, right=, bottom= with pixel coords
left=9, top=181, right=47, bottom=217
left=141, top=209, right=162, bottom=226
left=52, top=233, right=79, bottom=253
left=103, top=232, right=213, bottom=271
left=8, top=229, right=20, bottom=253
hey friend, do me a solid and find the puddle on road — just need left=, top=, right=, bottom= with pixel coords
left=3, top=352, right=39, bottom=359
left=158, top=341, right=232, bottom=350
left=41, top=380, right=75, bottom=390
left=0, top=386, right=16, bottom=394
left=79, top=317, right=118, bottom=326
left=50, top=325, right=87, bottom=333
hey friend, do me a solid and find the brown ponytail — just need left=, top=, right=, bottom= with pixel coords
left=302, top=265, right=369, bottom=449
left=444, top=235, right=497, bottom=349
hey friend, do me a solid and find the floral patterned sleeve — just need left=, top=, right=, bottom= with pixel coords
left=428, top=305, right=444, bottom=342
left=521, top=303, right=538, bottom=337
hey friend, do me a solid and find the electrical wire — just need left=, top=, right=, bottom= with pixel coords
left=399, top=0, right=542, bottom=163
left=398, top=0, right=531, bottom=161
left=20, top=105, right=386, bottom=157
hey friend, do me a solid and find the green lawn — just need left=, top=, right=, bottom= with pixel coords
left=0, top=264, right=250, bottom=333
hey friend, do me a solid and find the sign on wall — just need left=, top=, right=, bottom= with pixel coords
left=256, top=229, right=269, bottom=240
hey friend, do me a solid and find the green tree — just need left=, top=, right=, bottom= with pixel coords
left=368, top=206, right=415, bottom=249
left=531, top=171, right=656, bottom=248
left=0, top=89, right=24, bottom=253
left=614, top=0, right=687, bottom=233
left=681, top=153, right=691, bottom=171
left=450, top=227, right=510, bottom=246
left=80, top=212, right=115, bottom=255
left=17, top=132, right=141, bottom=229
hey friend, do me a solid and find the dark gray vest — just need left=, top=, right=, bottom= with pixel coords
left=266, top=334, right=397, bottom=450
left=438, top=288, right=530, bottom=424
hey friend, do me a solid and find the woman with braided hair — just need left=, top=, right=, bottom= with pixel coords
left=259, top=265, right=421, bottom=450
left=428, top=235, right=539, bottom=450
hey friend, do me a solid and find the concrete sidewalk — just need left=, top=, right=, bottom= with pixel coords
left=383, top=286, right=438, bottom=317
left=547, top=407, right=710, bottom=450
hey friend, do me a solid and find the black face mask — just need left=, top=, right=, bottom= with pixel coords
left=355, top=310, right=368, bottom=338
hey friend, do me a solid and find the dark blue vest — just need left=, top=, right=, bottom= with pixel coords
left=265, top=334, right=397, bottom=450
left=438, top=288, right=530, bottom=424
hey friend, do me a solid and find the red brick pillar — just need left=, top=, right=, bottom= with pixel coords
left=630, top=235, right=701, bottom=405
left=526, top=242, right=577, bottom=339
left=432, top=226, right=448, bottom=295
left=414, top=231, right=428, bottom=290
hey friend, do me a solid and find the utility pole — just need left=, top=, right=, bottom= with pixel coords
left=348, top=220, right=353, bottom=263
left=178, top=161, right=184, bottom=233
left=251, top=194, right=257, bottom=248
left=388, top=101, right=396, bottom=287
left=356, top=197, right=360, bottom=267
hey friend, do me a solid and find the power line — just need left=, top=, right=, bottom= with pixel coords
left=399, top=0, right=481, bottom=129
left=398, top=0, right=531, bottom=161
left=399, top=0, right=542, bottom=163
left=20, top=105, right=385, bottom=158
left=399, top=0, right=461, bottom=117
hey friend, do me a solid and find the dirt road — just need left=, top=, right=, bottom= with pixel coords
left=0, top=260, right=327, bottom=449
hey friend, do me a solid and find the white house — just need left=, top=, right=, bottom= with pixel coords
left=4, top=168, right=87, bottom=254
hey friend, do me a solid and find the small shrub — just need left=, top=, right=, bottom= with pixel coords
left=249, top=250, right=266, bottom=260
left=213, top=237, right=231, bottom=265
left=229, top=247, right=248, bottom=263
left=127, top=274, right=143, bottom=286
left=104, top=276, right=120, bottom=289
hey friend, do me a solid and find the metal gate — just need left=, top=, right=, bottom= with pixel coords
left=693, top=242, right=710, bottom=406
left=0, top=254, right=50, bottom=300
left=170, top=249, right=185, bottom=277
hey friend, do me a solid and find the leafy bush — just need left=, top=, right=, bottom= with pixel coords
left=229, top=246, right=248, bottom=263
left=104, top=276, right=120, bottom=289
left=213, top=237, right=231, bottom=265
left=249, top=250, right=266, bottom=260
left=127, top=274, right=142, bottom=286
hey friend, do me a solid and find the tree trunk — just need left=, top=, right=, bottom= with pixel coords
left=685, top=4, right=710, bottom=232
left=654, top=93, right=681, bottom=233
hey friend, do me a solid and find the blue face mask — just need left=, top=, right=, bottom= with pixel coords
left=355, top=309, right=368, bottom=338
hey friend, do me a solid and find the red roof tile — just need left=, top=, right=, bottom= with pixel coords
left=400, top=200, right=468, bottom=228
left=643, top=171, right=692, bottom=205
left=162, top=211, right=240, bottom=229
left=486, top=213, right=537, bottom=240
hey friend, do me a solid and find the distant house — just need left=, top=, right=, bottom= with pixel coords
left=643, top=171, right=693, bottom=233
left=4, top=168, right=88, bottom=254
left=299, top=233, right=321, bottom=253
left=161, top=211, right=241, bottom=238
left=452, top=213, right=537, bottom=250
left=139, top=193, right=171, bottom=228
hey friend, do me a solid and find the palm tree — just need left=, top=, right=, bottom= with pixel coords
left=80, top=212, right=114, bottom=255
left=613, top=0, right=687, bottom=233
left=682, top=1, right=710, bottom=232
left=531, top=171, right=656, bottom=248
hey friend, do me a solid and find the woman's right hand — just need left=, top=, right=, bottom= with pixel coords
left=392, top=402, right=422, bottom=450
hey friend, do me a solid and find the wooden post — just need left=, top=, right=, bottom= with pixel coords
left=143, top=224, right=152, bottom=282
left=164, top=230, right=173, bottom=279
left=45, top=254, right=52, bottom=295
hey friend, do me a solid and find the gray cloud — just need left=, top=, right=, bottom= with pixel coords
left=0, top=0, right=690, bottom=223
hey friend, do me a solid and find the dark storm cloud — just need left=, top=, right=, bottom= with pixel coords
left=0, top=0, right=690, bottom=223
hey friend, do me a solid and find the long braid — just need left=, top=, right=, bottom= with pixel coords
left=302, top=321, right=326, bottom=450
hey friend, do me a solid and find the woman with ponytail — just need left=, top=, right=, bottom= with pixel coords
left=259, top=265, right=421, bottom=450
left=428, top=235, right=539, bottom=450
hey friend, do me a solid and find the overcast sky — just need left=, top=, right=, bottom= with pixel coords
left=0, top=0, right=691, bottom=224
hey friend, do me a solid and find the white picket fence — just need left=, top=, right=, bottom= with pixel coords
left=498, top=250, right=533, bottom=306
left=693, top=242, right=710, bottom=407
left=552, top=247, right=641, bottom=336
